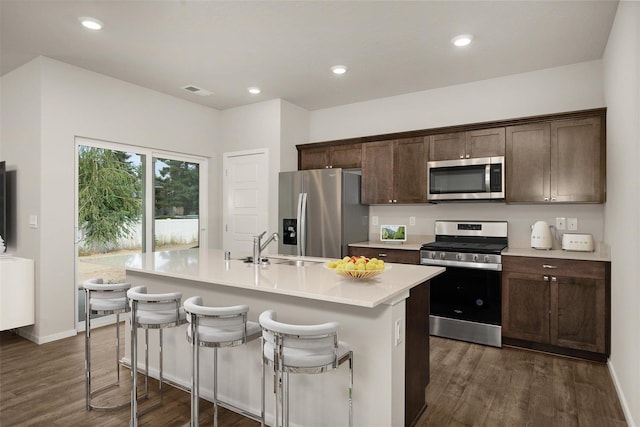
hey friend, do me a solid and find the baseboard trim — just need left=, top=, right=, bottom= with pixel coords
left=608, top=359, right=637, bottom=427
left=19, top=328, right=77, bottom=344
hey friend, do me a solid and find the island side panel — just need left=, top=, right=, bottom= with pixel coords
left=405, top=280, right=430, bottom=427
left=124, top=270, right=407, bottom=427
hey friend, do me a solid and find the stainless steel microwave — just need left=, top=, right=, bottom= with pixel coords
left=427, top=156, right=505, bottom=201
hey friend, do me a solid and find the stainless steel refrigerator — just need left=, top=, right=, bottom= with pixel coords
left=278, top=168, right=368, bottom=258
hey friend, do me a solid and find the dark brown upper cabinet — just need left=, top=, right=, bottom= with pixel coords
left=299, top=143, right=362, bottom=170
left=506, top=116, right=604, bottom=203
left=429, top=127, right=505, bottom=161
left=361, top=137, right=427, bottom=204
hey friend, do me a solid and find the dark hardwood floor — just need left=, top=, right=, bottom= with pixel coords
left=0, top=325, right=627, bottom=426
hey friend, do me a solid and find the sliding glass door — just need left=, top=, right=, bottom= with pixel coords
left=75, top=138, right=207, bottom=328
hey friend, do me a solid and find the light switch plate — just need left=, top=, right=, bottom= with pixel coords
left=29, top=215, right=38, bottom=229
left=372, top=216, right=378, bottom=226
left=409, top=216, right=416, bottom=226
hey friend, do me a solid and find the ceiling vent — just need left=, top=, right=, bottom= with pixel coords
left=181, top=85, right=213, bottom=97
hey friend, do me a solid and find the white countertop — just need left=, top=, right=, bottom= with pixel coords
left=502, top=244, right=611, bottom=262
left=122, top=248, right=444, bottom=308
left=350, top=240, right=612, bottom=262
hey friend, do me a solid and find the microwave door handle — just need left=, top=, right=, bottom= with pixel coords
left=485, top=164, right=491, bottom=192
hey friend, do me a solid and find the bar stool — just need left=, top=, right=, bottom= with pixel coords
left=127, top=285, right=186, bottom=427
left=259, top=310, right=353, bottom=427
left=184, top=296, right=264, bottom=427
left=83, top=278, right=131, bottom=411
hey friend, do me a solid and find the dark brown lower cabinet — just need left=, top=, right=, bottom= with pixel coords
left=502, top=256, right=610, bottom=362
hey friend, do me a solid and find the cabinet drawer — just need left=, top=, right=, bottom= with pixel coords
left=503, top=256, right=605, bottom=279
left=348, top=246, right=419, bottom=265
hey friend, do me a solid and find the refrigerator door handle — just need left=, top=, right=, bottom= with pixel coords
left=298, top=192, right=308, bottom=256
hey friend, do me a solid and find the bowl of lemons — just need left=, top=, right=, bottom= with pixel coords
left=324, top=256, right=390, bottom=280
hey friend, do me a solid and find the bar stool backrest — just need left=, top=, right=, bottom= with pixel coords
left=83, top=278, right=130, bottom=314
left=127, top=285, right=184, bottom=328
left=259, top=310, right=340, bottom=372
left=184, top=296, right=258, bottom=347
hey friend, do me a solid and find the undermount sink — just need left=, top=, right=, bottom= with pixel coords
left=271, top=259, right=321, bottom=267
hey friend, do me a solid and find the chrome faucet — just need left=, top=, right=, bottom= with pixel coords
left=253, top=231, right=279, bottom=264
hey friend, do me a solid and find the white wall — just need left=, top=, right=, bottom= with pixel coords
left=280, top=100, right=310, bottom=172
left=220, top=99, right=280, bottom=238
left=308, top=61, right=607, bottom=246
left=1, top=57, right=220, bottom=343
left=603, top=2, right=640, bottom=426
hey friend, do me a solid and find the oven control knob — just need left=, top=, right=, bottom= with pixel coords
left=431, top=252, right=437, bottom=259
left=472, top=254, right=479, bottom=262
left=439, top=252, right=446, bottom=259
left=483, top=255, right=490, bottom=263
left=456, top=253, right=462, bottom=261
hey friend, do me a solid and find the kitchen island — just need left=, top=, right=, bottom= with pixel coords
left=122, top=248, right=444, bottom=427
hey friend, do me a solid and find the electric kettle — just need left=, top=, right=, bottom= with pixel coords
left=531, top=221, right=553, bottom=250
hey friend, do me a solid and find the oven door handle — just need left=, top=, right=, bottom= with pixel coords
left=421, top=258, right=502, bottom=271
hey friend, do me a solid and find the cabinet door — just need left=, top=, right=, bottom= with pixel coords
left=550, top=117, right=604, bottom=203
left=502, top=271, right=550, bottom=343
left=505, top=123, right=551, bottom=202
left=394, top=137, right=427, bottom=203
left=299, top=146, right=329, bottom=170
left=551, top=275, right=606, bottom=353
left=428, top=133, right=465, bottom=161
left=348, top=246, right=419, bottom=264
left=330, top=144, right=362, bottom=169
left=466, top=127, right=505, bottom=159
left=361, top=140, right=394, bottom=204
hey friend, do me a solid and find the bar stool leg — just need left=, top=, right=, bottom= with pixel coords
left=159, top=328, right=164, bottom=403
left=115, top=313, right=121, bottom=384
left=261, top=347, right=265, bottom=427
left=348, top=353, right=353, bottom=427
left=85, top=289, right=91, bottom=411
left=284, top=371, right=290, bottom=427
left=213, top=347, right=219, bottom=427
left=144, top=329, right=149, bottom=397
left=130, top=307, right=138, bottom=427
left=191, top=318, right=199, bottom=427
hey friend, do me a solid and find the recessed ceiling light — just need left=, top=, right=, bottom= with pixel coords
left=451, top=34, right=473, bottom=47
left=248, top=87, right=261, bottom=95
left=331, top=65, right=348, bottom=75
left=79, top=17, right=104, bottom=31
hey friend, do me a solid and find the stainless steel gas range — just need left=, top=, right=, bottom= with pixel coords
left=420, top=220, right=508, bottom=347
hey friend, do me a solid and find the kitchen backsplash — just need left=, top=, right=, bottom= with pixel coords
left=368, top=203, right=605, bottom=249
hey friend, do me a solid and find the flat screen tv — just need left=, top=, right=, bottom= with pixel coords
left=0, top=161, right=5, bottom=244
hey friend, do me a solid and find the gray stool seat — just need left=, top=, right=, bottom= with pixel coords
left=83, top=278, right=131, bottom=412
left=184, top=296, right=264, bottom=427
left=259, top=310, right=353, bottom=427
left=127, top=286, right=186, bottom=427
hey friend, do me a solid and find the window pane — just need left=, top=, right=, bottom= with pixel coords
left=153, top=157, right=200, bottom=252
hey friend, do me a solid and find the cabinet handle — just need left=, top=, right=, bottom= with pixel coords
left=388, top=200, right=393, bottom=203
left=378, top=253, right=387, bottom=258
left=551, top=197, right=556, bottom=201
left=542, top=264, right=557, bottom=269
left=544, top=197, right=549, bottom=201
left=466, top=154, right=470, bottom=159
left=543, top=275, right=549, bottom=281
left=393, top=200, right=397, bottom=203
left=551, top=276, right=557, bottom=282
left=460, top=155, right=464, bottom=159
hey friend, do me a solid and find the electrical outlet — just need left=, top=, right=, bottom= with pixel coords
left=556, top=217, right=566, bottom=230
left=568, top=218, right=578, bottom=231
left=409, top=216, right=416, bottom=226
left=372, top=216, right=379, bottom=226
left=394, top=319, right=402, bottom=346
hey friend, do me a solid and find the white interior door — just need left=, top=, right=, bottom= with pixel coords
left=222, top=149, right=268, bottom=257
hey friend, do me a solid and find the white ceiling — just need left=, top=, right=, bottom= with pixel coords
left=0, top=1, right=619, bottom=111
